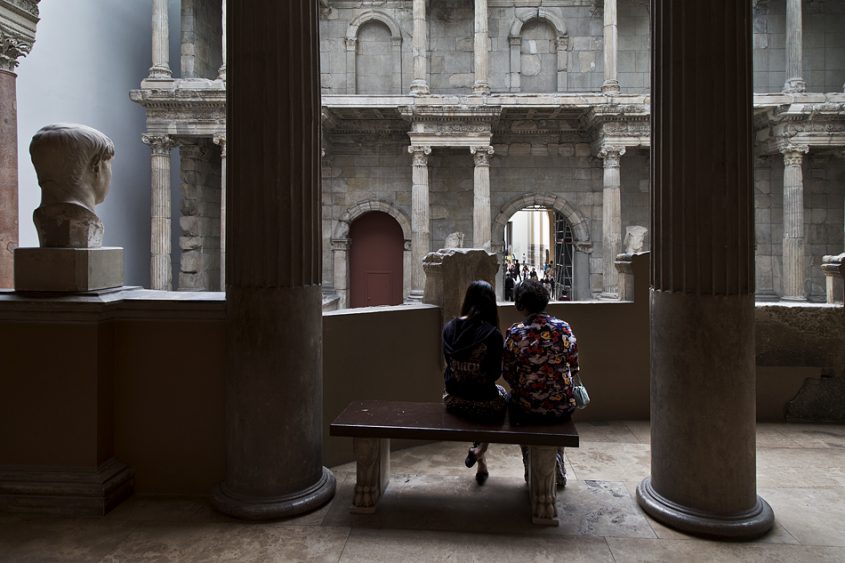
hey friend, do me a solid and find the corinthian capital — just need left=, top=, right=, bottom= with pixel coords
left=142, top=134, right=175, bottom=155
left=598, top=145, right=626, bottom=168
left=471, top=145, right=494, bottom=167
left=213, top=134, right=227, bottom=158
left=408, top=145, right=432, bottom=167
left=780, top=144, right=809, bottom=167
left=0, top=29, right=32, bottom=71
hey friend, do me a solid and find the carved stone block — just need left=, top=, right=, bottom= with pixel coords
left=14, top=247, right=124, bottom=292
left=351, top=437, right=390, bottom=513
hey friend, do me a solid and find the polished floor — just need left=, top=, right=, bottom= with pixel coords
left=2, top=421, right=845, bottom=562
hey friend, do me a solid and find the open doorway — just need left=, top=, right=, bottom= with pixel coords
left=503, top=206, right=575, bottom=300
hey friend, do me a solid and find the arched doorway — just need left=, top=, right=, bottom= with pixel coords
left=349, top=211, right=404, bottom=308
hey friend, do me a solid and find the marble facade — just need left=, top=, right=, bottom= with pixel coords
left=131, top=0, right=845, bottom=303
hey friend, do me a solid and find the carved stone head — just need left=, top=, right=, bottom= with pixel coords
left=29, top=124, right=115, bottom=248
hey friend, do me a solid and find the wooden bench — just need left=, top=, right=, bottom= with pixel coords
left=330, top=400, right=579, bottom=525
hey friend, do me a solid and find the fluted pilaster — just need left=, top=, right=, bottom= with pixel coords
left=142, top=134, right=175, bottom=290
left=781, top=145, right=809, bottom=300
left=149, top=0, right=172, bottom=79
left=472, top=0, right=490, bottom=95
left=409, top=145, right=432, bottom=299
left=410, top=0, right=429, bottom=95
left=784, top=0, right=805, bottom=93
left=599, top=145, right=624, bottom=298
left=211, top=0, right=335, bottom=520
left=602, top=0, right=620, bottom=94
left=637, top=0, right=773, bottom=539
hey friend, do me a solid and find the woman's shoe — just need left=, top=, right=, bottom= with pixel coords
left=465, top=448, right=478, bottom=468
left=475, top=470, right=489, bottom=485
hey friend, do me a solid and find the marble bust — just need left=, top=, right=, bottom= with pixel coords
left=29, top=124, right=115, bottom=248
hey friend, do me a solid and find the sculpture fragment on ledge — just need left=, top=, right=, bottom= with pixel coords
left=14, top=123, right=124, bottom=292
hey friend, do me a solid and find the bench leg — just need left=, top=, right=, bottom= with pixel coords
left=528, top=445, right=559, bottom=526
left=351, top=437, right=390, bottom=513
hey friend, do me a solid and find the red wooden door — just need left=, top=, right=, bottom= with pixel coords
left=349, top=211, right=404, bottom=308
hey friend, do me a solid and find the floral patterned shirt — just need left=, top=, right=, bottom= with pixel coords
left=502, top=313, right=579, bottom=418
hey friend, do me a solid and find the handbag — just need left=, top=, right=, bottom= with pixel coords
left=572, top=372, right=590, bottom=409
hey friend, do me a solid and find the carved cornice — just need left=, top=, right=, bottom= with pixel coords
left=2, top=0, right=39, bottom=18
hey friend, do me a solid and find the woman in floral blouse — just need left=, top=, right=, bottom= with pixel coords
left=503, top=279, right=579, bottom=486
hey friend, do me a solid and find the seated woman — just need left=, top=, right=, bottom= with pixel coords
left=442, top=280, right=508, bottom=485
left=503, top=280, right=579, bottom=487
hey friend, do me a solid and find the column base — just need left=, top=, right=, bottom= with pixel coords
left=599, top=291, right=619, bottom=300
left=211, top=467, right=336, bottom=521
left=754, top=290, right=780, bottom=302
left=782, top=78, right=806, bottom=93
left=781, top=295, right=807, bottom=302
left=637, top=477, right=774, bottom=540
left=602, top=80, right=621, bottom=95
left=472, top=81, right=491, bottom=95
left=409, top=81, right=430, bottom=96
left=147, top=65, right=173, bottom=79
left=406, top=290, right=424, bottom=303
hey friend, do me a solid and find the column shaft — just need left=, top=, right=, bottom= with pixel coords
left=784, top=0, right=805, bottom=93
left=471, top=146, right=493, bottom=250
left=0, top=70, right=17, bottom=288
left=410, top=0, right=430, bottom=94
left=143, top=135, right=175, bottom=291
left=149, top=0, right=172, bottom=79
left=473, top=0, right=490, bottom=95
left=409, top=145, right=432, bottom=299
left=782, top=146, right=808, bottom=300
left=602, top=0, right=620, bottom=94
left=218, top=0, right=227, bottom=80
left=637, top=0, right=773, bottom=539
left=211, top=0, right=335, bottom=520
left=600, top=146, right=624, bottom=298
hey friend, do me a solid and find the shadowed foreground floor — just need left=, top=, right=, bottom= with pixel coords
left=2, top=421, right=845, bottom=562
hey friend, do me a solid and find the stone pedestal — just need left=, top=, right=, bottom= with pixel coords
left=211, top=0, right=335, bottom=520
left=822, top=253, right=844, bottom=304
left=422, top=248, right=499, bottom=325
left=637, top=0, right=774, bottom=539
left=14, top=247, right=124, bottom=292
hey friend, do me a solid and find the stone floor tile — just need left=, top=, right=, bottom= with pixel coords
left=622, top=420, right=651, bottom=444
left=0, top=517, right=135, bottom=562
left=606, top=537, right=845, bottom=563
left=759, top=486, right=845, bottom=547
left=100, top=522, right=350, bottom=562
left=575, top=420, right=641, bottom=443
left=339, top=528, right=615, bottom=563
left=757, top=447, right=845, bottom=488
left=761, top=424, right=845, bottom=450
left=323, top=473, right=655, bottom=539
left=566, top=442, right=651, bottom=482
left=106, top=495, right=239, bottom=524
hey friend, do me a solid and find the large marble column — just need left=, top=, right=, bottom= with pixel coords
left=637, top=0, right=774, bottom=539
left=601, top=0, right=620, bottom=95
left=781, top=144, right=809, bottom=300
left=217, top=0, right=226, bottom=81
left=142, top=135, right=175, bottom=291
left=408, top=145, right=432, bottom=300
left=410, top=0, right=430, bottom=95
left=471, top=146, right=494, bottom=250
left=784, top=0, right=805, bottom=93
left=0, top=2, right=38, bottom=288
left=210, top=0, right=335, bottom=520
left=472, top=0, right=490, bottom=95
left=599, top=145, right=624, bottom=299
left=213, top=134, right=227, bottom=290
left=149, top=0, right=172, bottom=79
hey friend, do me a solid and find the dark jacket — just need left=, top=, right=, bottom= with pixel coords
left=442, top=316, right=503, bottom=401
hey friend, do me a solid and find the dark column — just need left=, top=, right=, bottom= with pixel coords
left=211, top=0, right=335, bottom=519
left=636, top=0, right=774, bottom=538
left=0, top=69, right=17, bottom=288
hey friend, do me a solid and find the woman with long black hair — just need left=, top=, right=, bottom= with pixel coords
left=441, top=280, right=509, bottom=485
